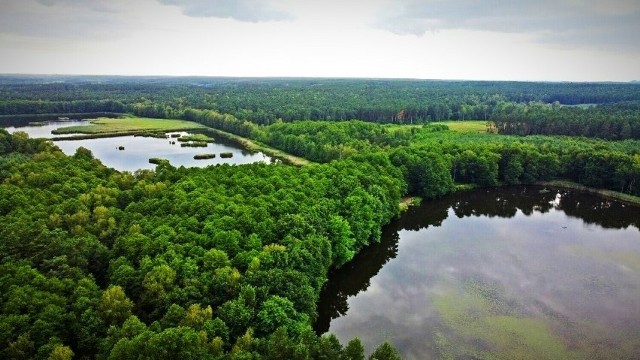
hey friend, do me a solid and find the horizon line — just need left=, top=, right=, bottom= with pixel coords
left=0, top=73, right=637, bottom=84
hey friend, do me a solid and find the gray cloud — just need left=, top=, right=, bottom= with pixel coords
left=36, top=0, right=121, bottom=13
left=157, top=0, right=293, bottom=22
left=374, top=0, right=640, bottom=51
left=0, top=0, right=129, bottom=40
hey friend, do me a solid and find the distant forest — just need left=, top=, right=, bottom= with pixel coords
left=1, top=76, right=639, bottom=139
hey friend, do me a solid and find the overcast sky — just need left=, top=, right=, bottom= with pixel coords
left=0, top=0, right=639, bottom=81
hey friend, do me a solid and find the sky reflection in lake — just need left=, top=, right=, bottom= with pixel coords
left=4, top=121, right=273, bottom=171
left=318, top=187, right=640, bottom=360
left=53, top=134, right=272, bottom=172
left=5, top=120, right=90, bottom=138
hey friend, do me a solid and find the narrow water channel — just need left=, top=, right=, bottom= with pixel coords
left=316, top=187, right=640, bottom=360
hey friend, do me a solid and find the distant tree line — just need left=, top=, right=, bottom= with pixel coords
left=492, top=101, right=640, bottom=140
left=2, top=77, right=640, bottom=127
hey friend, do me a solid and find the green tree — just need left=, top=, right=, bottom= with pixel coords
left=48, top=345, right=74, bottom=360
left=369, top=342, right=401, bottom=360
left=99, top=286, right=134, bottom=326
left=342, top=338, right=365, bottom=360
left=257, top=295, right=300, bottom=335
left=5, top=334, right=35, bottom=360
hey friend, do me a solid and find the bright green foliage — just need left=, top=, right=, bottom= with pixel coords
left=108, top=327, right=210, bottom=360
left=48, top=345, right=73, bottom=360
left=257, top=295, right=302, bottom=335
left=327, top=215, right=355, bottom=267
left=99, top=286, right=134, bottom=326
left=180, top=304, right=212, bottom=329
left=0, top=131, right=405, bottom=358
left=51, top=116, right=206, bottom=135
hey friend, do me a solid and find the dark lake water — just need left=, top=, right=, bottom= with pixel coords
left=316, top=187, right=640, bottom=360
left=4, top=121, right=273, bottom=171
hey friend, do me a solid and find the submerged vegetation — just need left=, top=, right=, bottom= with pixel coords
left=1, top=76, right=640, bottom=359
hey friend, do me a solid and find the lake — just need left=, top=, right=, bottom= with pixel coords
left=4, top=120, right=273, bottom=171
left=5, top=120, right=92, bottom=138
left=316, top=187, right=640, bottom=360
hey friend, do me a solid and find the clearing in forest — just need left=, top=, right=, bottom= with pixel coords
left=433, top=120, right=489, bottom=134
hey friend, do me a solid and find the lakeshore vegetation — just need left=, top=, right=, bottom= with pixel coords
left=1, top=76, right=639, bottom=359
left=50, top=116, right=206, bottom=136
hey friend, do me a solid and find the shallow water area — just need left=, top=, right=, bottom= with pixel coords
left=5, top=120, right=91, bottom=138
left=4, top=121, right=273, bottom=171
left=316, top=187, right=640, bottom=360
left=54, top=133, right=272, bottom=171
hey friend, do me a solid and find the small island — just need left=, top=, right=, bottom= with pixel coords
left=219, top=152, right=233, bottom=158
left=180, top=141, right=208, bottom=147
left=177, top=133, right=215, bottom=143
left=194, top=153, right=216, bottom=160
left=148, top=157, right=169, bottom=165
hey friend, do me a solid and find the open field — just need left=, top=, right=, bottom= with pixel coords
left=432, top=120, right=490, bottom=134
left=51, top=116, right=206, bottom=135
left=384, top=121, right=490, bottom=134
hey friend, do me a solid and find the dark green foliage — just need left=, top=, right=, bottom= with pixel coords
left=4, top=76, right=639, bottom=124
left=390, top=148, right=455, bottom=199
left=194, top=153, right=216, bottom=160
left=369, top=342, right=401, bottom=360
left=342, top=338, right=365, bottom=360
left=493, top=101, right=640, bottom=140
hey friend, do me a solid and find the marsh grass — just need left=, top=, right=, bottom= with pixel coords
left=51, top=116, right=206, bottom=135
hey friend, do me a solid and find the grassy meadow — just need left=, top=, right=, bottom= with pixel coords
left=52, top=116, right=206, bottom=135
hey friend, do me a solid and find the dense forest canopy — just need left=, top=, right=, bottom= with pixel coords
left=1, top=76, right=640, bottom=359
left=0, top=129, right=404, bottom=359
left=1, top=76, right=639, bottom=139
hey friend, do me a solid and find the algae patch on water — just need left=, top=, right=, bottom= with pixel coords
left=565, top=244, right=640, bottom=273
left=433, top=279, right=581, bottom=360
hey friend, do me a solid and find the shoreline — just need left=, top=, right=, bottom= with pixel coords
left=536, top=180, right=640, bottom=206
left=203, top=128, right=312, bottom=166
